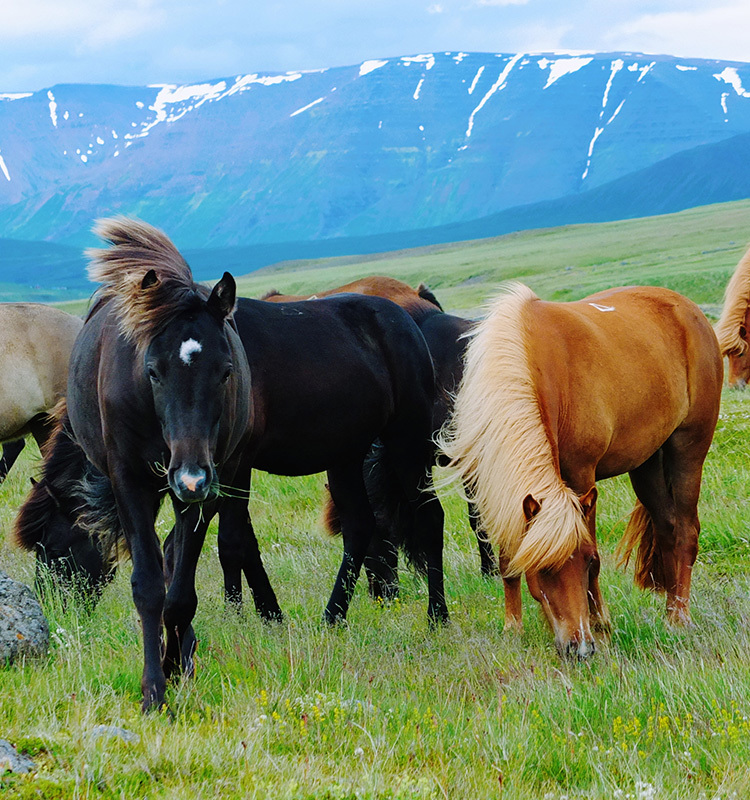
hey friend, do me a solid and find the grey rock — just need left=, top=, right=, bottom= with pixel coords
left=0, top=571, right=49, bottom=663
left=87, top=725, right=140, bottom=743
left=0, top=739, right=35, bottom=774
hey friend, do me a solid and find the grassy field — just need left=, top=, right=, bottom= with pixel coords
left=4, top=201, right=750, bottom=798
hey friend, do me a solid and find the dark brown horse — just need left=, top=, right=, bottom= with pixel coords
left=262, top=276, right=495, bottom=586
left=440, top=283, right=722, bottom=658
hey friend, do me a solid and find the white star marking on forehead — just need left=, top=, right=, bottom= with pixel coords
left=179, top=338, right=203, bottom=365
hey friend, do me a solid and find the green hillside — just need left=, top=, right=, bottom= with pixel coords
left=51, top=198, right=750, bottom=319
left=233, top=199, right=750, bottom=318
left=4, top=200, right=750, bottom=797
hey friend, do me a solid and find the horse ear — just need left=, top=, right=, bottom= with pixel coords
left=207, top=272, right=237, bottom=320
left=141, top=269, right=159, bottom=289
left=30, top=477, right=37, bottom=486
left=522, top=494, right=541, bottom=523
left=579, top=486, right=598, bottom=517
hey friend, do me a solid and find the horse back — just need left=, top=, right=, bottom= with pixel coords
left=526, top=286, right=722, bottom=483
left=235, top=295, right=435, bottom=474
left=0, top=304, right=83, bottom=439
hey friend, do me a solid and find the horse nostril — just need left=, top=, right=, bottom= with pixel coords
left=178, top=469, right=207, bottom=495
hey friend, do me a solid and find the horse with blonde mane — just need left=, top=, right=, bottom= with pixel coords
left=715, top=243, right=750, bottom=388
left=440, top=283, right=722, bottom=659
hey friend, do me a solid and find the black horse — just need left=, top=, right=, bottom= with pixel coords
left=15, top=219, right=447, bottom=710
left=263, top=278, right=497, bottom=584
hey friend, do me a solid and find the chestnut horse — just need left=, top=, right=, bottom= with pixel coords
left=439, top=283, right=722, bottom=659
left=715, top=243, right=750, bottom=388
left=0, top=304, right=82, bottom=480
left=263, top=277, right=496, bottom=586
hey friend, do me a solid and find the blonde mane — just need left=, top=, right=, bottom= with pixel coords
left=715, top=243, right=750, bottom=356
left=86, top=216, right=206, bottom=353
left=437, top=283, right=589, bottom=575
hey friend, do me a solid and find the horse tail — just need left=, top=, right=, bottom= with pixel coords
left=616, top=501, right=666, bottom=592
left=416, top=283, right=444, bottom=311
left=321, top=487, right=342, bottom=536
left=321, top=440, right=430, bottom=574
left=715, top=243, right=750, bottom=356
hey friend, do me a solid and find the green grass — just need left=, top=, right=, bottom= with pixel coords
left=3, top=201, right=750, bottom=797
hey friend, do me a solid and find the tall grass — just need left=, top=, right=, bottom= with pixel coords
left=3, top=204, right=750, bottom=797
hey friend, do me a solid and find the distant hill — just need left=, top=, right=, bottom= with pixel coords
left=1, top=51, right=750, bottom=295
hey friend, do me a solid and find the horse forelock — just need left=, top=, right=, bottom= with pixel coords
left=715, top=243, right=750, bottom=356
left=86, top=216, right=210, bottom=353
left=437, top=283, right=587, bottom=572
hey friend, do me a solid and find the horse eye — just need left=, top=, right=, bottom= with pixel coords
left=147, top=366, right=160, bottom=383
left=220, top=368, right=232, bottom=384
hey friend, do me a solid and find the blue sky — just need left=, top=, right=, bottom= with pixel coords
left=1, top=0, right=749, bottom=92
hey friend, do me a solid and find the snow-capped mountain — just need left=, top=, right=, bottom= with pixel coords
left=1, top=51, right=750, bottom=289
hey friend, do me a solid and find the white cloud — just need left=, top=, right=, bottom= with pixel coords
left=0, top=0, right=165, bottom=44
left=472, top=0, right=530, bottom=6
left=427, top=3, right=444, bottom=13
left=603, top=3, right=750, bottom=62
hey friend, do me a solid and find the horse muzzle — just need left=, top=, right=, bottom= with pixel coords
left=169, top=465, right=216, bottom=503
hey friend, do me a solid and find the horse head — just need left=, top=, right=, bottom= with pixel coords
left=139, top=269, right=248, bottom=504
left=521, top=486, right=599, bottom=660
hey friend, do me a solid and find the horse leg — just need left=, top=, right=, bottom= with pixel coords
left=627, top=449, right=681, bottom=611
left=364, top=532, right=399, bottom=601
left=323, top=460, right=376, bottom=625
left=660, top=431, right=711, bottom=625
left=162, top=501, right=215, bottom=681
left=0, top=439, right=25, bottom=483
left=583, top=503, right=610, bottom=634
left=163, top=530, right=197, bottom=672
left=384, top=435, right=448, bottom=625
left=217, top=487, right=283, bottom=622
left=111, top=476, right=165, bottom=711
left=499, top=556, right=522, bottom=630
left=469, top=499, right=499, bottom=577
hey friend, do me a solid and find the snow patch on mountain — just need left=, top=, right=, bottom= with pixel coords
left=465, top=53, right=523, bottom=138
left=538, top=56, right=593, bottom=89
left=360, top=60, right=388, bottom=77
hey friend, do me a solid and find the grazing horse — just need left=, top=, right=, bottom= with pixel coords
left=262, top=277, right=496, bottom=583
left=439, top=283, right=722, bottom=659
left=715, top=243, right=750, bottom=388
left=0, top=304, right=82, bottom=480
left=65, top=217, right=252, bottom=710
left=13, top=400, right=116, bottom=597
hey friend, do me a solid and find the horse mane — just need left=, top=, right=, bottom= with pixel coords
left=437, top=283, right=589, bottom=575
left=715, top=243, right=750, bottom=356
left=86, top=216, right=208, bottom=354
left=13, top=402, right=78, bottom=551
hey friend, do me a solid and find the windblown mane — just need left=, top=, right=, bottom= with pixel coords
left=86, top=216, right=208, bottom=354
left=13, top=401, right=81, bottom=551
left=437, top=283, right=589, bottom=575
left=715, top=243, right=750, bottom=356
